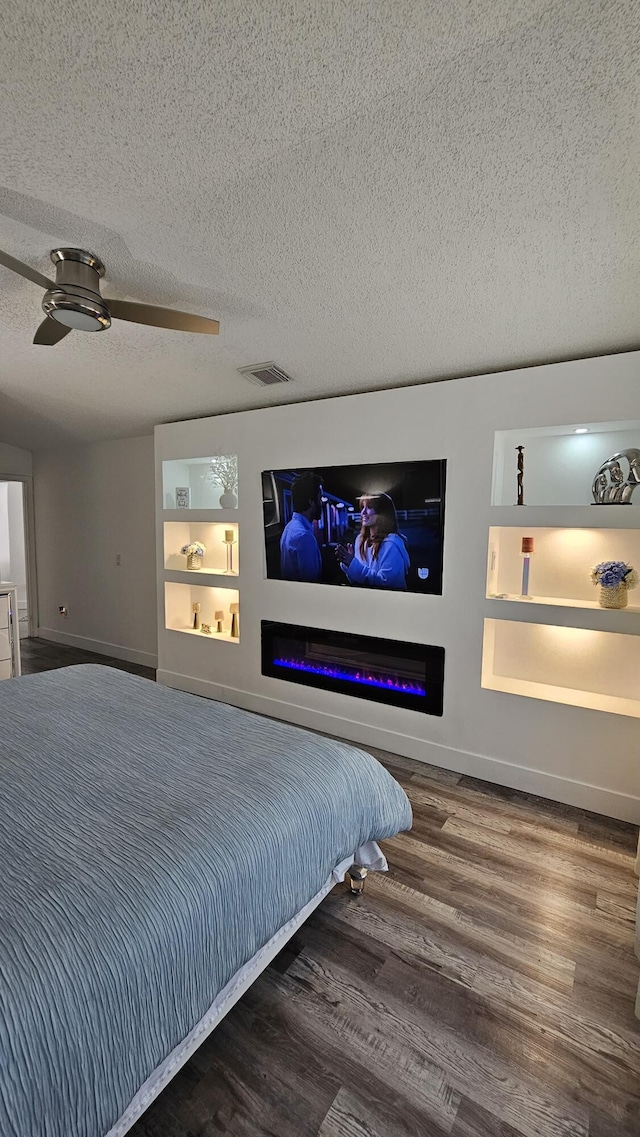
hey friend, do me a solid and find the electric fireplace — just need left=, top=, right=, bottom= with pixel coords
left=261, top=621, right=444, bottom=715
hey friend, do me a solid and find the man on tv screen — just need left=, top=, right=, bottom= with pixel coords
left=279, top=472, right=323, bottom=582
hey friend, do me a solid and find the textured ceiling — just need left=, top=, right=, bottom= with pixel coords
left=1, top=1, right=639, bottom=449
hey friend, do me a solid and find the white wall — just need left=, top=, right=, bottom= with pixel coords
left=34, top=437, right=157, bottom=666
left=0, top=442, right=32, bottom=479
left=156, top=351, right=640, bottom=822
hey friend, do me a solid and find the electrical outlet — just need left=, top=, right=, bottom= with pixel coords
left=58, top=606, right=68, bottom=618
left=115, top=554, right=122, bottom=566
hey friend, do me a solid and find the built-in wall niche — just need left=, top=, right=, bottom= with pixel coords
left=487, top=527, right=640, bottom=611
left=162, top=456, right=238, bottom=510
left=163, top=522, right=239, bottom=576
left=482, top=618, right=640, bottom=718
left=164, top=582, right=240, bottom=642
left=492, top=420, right=640, bottom=507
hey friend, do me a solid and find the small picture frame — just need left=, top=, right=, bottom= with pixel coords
left=175, top=486, right=190, bottom=509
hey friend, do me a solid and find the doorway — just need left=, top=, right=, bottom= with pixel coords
left=0, top=481, right=31, bottom=639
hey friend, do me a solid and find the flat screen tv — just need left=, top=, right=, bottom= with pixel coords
left=262, top=460, right=446, bottom=594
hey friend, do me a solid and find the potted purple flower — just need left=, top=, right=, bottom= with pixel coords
left=590, top=560, right=638, bottom=609
left=181, top=541, right=206, bottom=570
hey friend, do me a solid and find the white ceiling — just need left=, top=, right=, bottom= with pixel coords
left=1, top=1, right=639, bottom=450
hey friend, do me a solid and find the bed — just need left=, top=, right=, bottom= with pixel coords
left=0, top=665, right=412, bottom=1137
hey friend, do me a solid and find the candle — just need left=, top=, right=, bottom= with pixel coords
left=223, top=529, right=236, bottom=573
left=520, top=536, right=534, bottom=597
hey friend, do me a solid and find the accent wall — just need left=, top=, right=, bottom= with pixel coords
left=156, top=352, right=640, bottom=822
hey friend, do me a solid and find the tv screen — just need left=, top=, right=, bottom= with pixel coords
left=262, top=460, right=446, bottom=594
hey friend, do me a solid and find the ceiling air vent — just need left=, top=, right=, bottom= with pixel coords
left=238, top=361, right=293, bottom=387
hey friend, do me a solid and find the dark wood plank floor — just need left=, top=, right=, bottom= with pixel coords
left=19, top=636, right=155, bottom=680
left=20, top=640, right=640, bottom=1136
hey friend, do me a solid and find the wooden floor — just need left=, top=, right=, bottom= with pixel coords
left=19, top=636, right=155, bottom=680
left=21, top=640, right=640, bottom=1136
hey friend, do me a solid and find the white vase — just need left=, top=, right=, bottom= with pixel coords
left=219, top=490, right=237, bottom=509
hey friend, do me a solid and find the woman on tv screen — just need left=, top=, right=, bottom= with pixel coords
left=335, top=493, right=410, bottom=589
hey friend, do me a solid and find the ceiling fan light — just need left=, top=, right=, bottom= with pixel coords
left=42, top=288, right=110, bottom=332
left=50, top=308, right=107, bottom=331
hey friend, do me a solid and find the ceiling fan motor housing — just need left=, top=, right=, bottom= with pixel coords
left=42, top=248, right=111, bottom=331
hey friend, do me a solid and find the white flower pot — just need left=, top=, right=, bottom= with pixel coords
left=219, top=490, right=237, bottom=509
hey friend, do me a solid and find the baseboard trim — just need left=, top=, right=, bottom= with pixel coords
left=38, top=628, right=158, bottom=669
left=157, top=670, right=640, bottom=824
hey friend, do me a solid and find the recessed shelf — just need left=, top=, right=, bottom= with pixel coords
left=488, top=594, right=640, bottom=613
left=167, top=625, right=239, bottom=644
left=162, top=509, right=240, bottom=523
left=482, top=618, right=640, bottom=718
left=489, top=506, right=640, bottom=530
left=164, top=582, right=240, bottom=643
left=163, top=521, right=239, bottom=576
left=487, top=526, right=640, bottom=611
left=162, top=456, right=238, bottom=511
left=163, top=569, right=240, bottom=587
left=492, top=420, right=640, bottom=507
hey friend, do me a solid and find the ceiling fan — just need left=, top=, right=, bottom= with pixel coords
left=0, top=247, right=220, bottom=345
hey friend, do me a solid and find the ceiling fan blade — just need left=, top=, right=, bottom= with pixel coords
left=0, top=249, right=55, bottom=290
left=108, top=298, right=219, bottom=335
left=33, top=318, right=72, bottom=345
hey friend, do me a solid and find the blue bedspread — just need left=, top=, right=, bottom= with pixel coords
left=0, top=665, right=411, bottom=1137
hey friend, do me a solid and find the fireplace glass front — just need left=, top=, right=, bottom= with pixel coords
left=262, top=621, right=444, bottom=715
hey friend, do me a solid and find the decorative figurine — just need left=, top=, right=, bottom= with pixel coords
left=192, top=602, right=201, bottom=630
left=515, top=445, right=525, bottom=505
left=520, top=536, right=534, bottom=598
left=230, top=601, right=239, bottom=639
left=214, top=609, right=224, bottom=634
left=200, top=622, right=212, bottom=634
left=223, top=528, right=237, bottom=574
left=591, top=449, right=640, bottom=504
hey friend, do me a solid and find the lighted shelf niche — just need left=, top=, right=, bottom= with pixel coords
left=492, top=419, right=640, bottom=507
left=486, top=527, right=640, bottom=611
left=164, top=582, right=240, bottom=643
left=482, top=618, right=640, bottom=718
left=162, top=456, right=238, bottom=510
left=163, top=522, right=239, bottom=576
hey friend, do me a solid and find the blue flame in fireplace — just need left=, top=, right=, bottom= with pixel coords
left=272, top=656, right=426, bottom=696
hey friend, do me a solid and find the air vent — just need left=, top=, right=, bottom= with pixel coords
left=238, top=361, right=293, bottom=387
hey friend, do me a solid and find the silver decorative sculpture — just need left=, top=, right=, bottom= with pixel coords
left=591, top=449, right=640, bottom=504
